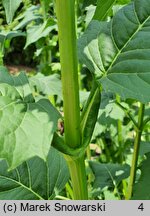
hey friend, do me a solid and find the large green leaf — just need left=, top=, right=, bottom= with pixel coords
left=2, top=0, right=22, bottom=23
left=0, top=147, right=69, bottom=200
left=78, top=0, right=150, bottom=103
left=89, top=161, right=130, bottom=189
left=93, top=0, right=116, bottom=20
left=132, top=153, right=150, bottom=200
left=0, top=67, right=60, bottom=169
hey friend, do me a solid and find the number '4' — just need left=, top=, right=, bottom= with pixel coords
left=138, top=203, right=144, bottom=211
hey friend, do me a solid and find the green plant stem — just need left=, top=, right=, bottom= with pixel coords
left=116, top=96, right=126, bottom=198
left=55, top=0, right=80, bottom=148
left=86, top=145, right=93, bottom=185
left=65, top=155, right=88, bottom=199
left=86, top=145, right=91, bottom=160
left=0, top=44, right=4, bottom=66
left=40, top=0, right=47, bottom=20
left=116, top=95, right=123, bottom=163
left=55, top=195, right=70, bottom=200
left=65, top=182, right=74, bottom=200
left=99, top=138, right=111, bottom=162
left=55, top=0, right=88, bottom=199
left=126, top=103, right=145, bottom=200
left=40, top=0, right=52, bottom=75
left=0, top=52, right=3, bottom=66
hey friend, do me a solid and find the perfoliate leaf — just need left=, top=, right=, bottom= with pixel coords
left=0, top=147, right=69, bottom=200
left=132, top=153, right=150, bottom=200
left=93, top=0, right=116, bottom=21
left=89, top=161, right=130, bottom=189
left=81, top=82, right=101, bottom=147
left=78, top=0, right=150, bottom=103
left=0, top=67, right=60, bottom=169
left=2, top=0, right=22, bottom=23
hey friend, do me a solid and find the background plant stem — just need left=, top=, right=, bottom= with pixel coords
left=55, top=0, right=88, bottom=199
left=116, top=95, right=123, bottom=164
left=126, top=103, right=145, bottom=200
left=86, top=145, right=93, bottom=185
left=0, top=44, right=4, bottom=66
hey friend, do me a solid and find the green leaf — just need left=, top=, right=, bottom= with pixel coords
left=0, top=31, right=25, bottom=45
left=0, top=68, right=60, bottom=169
left=132, top=153, right=150, bottom=200
left=92, top=98, right=126, bottom=140
left=93, top=0, right=116, bottom=21
left=78, top=0, right=150, bottom=103
left=117, top=0, right=131, bottom=4
left=139, top=142, right=150, bottom=156
left=105, top=102, right=125, bottom=121
left=82, top=0, right=97, bottom=8
left=14, top=5, right=43, bottom=30
left=79, top=91, right=90, bottom=106
left=103, top=189, right=119, bottom=200
left=24, top=19, right=56, bottom=48
left=2, top=0, right=22, bottom=23
left=0, top=66, right=34, bottom=102
left=89, top=161, right=130, bottom=189
left=40, top=0, right=52, bottom=14
left=29, top=73, right=62, bottom=98
left=0, top=147, right=69, bottom=200
left=85, top=5, right=96, bottom=26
